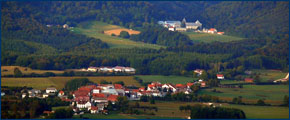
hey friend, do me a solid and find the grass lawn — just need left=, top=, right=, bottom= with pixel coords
left=199, top=84, right=289, bottom=105
left=1, top=66, right=64, bottom=76
left=224, top=104, right=289, bottom=119
left=71, top=21, right=163, bottom=49
left=130, top=101, right=288, bottom=119
left=250, top=69, right=288, bottom=82
left=1, top=76, right=140, bottom=90
left=183, top=32, right=244, bottom=43
left=135, top=75, right=196, bottom=84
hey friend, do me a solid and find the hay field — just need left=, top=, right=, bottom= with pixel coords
left=1, top=66, right=64, bottom=76
left=104, top=28, right=140, bottom=36
left=1, top=76, right=140, bottom=90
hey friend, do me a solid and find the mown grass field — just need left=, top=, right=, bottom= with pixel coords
left=1, top=76, right=141, bottom=90
left=71, top=21, right=163, bottom=49
left=251, top=69, right=288, bottom=82
left=199, top=84, right=289, bottom=105
left=129, top=101, right=289, bottom=119
left=1, top=66, right=64, bottom=76
left=183, top=32, right=244, bottom=43
left=135, top=75, right=195, bottom=84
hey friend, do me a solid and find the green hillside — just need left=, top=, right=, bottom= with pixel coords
left=71, top=21, right=164, bottom=49
left=183, top=32, right=244, bottom=43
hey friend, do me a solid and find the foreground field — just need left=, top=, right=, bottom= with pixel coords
left=199, top=84, right=289, bottom=105
left=135, top=75, right=195, bottom=84
left=1, top=66, right=64, bottom=76
left=71, top=21, right=163, bottom=49
left=1, top=76, right=140, bottom=90
left=183, top=32, right=244, bottom=43
left=129, top=101, right=289, bottom=119
left=73, top=112, right=182, bottom=119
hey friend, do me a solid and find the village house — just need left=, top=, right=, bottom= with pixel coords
left=194, top=69, right=204, bottom=76
left=207, top=28, right=217, bottom=34
left=46, top=88, right=57, bottom=94
left=90, top=106, right=99, bottom=114
left=87, top=67, right=98, bottom=72
left=217, top=32, right=224, bottom=35
left=63, top=24, right=69, bottom=29
left=245, top=78, right=254, bottom=83
left=58, top=90, right=65, bottom=97
left=216, top=74, right=225, bottom=80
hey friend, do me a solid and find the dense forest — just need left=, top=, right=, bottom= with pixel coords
left=1, top=1, right=289, bottom=76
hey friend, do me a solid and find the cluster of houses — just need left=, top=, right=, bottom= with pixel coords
left=46, top=24, right=73, bottom=29
left=82, top=66, right=136, bottom=74
left=158, top=18, right=225, bottom=35
left=21, top=87, right=59, bottom=99
left=158, top=18, right=202, bottom=32
left=199, top=28, right=225, bottom=35
left=70, top=80, right=210, bottom=114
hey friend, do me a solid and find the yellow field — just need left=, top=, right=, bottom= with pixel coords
left=1, top=76, right=141, bottom=90
left=1, top=66, right=64, bottom=76
left=104, top=28, right=140, bottom=36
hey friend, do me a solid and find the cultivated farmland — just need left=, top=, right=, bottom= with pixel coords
left=1, top=76, right=141, bottom=90
left=71, top=21, right=163, bottom=49
left=135, top=75, right=196, bottom=84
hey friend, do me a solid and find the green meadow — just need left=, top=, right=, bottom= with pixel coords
left=183, top=32, right=244, bottom=43
left=71, top=21, right=164, bottom=49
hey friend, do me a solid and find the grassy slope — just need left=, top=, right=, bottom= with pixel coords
left=71, top=21, right=164, bottom=49
left=251, top=69, right=288, bottom=82
left=135, top=75, right=195, bottom=84
left=1, top=76, right=141, bottom=90
left=183, top=32, right=244, bottom=43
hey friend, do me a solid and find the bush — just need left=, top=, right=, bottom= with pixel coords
left=119, top=31, right=130, bottom=38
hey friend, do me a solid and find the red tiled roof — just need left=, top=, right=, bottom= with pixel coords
left=91, top=106, right=98, bottom=110
left=209, top=28, right=216, bottom=31
left=59, top=90, right=64, bottom=94
left=132, top=89, right=139, bottom=92
left=92, top=93, right=106, bottom=98
left=114, top=84, right=123, bottom=89
left=187, top=83, right=194, bottom=87
left=148, top=84, right=155, bottom=88
left=107, top=95, right=119, bottom=102
left=245, top=78, right=254, bottom=83
left=217, top=74, right=224, bottom=77
left=139, top=87, right=145, bottom=91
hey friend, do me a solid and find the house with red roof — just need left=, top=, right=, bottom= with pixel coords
left=107, top=95, right=119, bottom=104
left=186, top=83, right=194, bottom=88
left=194, top=69, right=204, bottom=76
left=90, top=106, right=99, bottom=114
left=208, top=28, right=217, bottom=34
left=139, top=87, right=145, bottom=91
left=114, top=84, right=123, bottom=89
left=58, top=90, right=65, bottom=97
left=244, top=78, right=254, bottom=83
left=201, top=81, right=206, bottom=87
left=217, top=32, right=224, bottom=35
left=217, top=74, right=224, bottom=80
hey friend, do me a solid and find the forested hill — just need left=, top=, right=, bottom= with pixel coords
left=2, top=1, right=288, bottom=40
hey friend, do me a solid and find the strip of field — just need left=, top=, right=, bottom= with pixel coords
left=183, top=32, right=244, bottom=43
left=1, top=66, right=64, bottom=76
left=71, top=21, right=163, bottom=49
left=251, top=69, right=288, bottom=82
left=1, top=76, right=140, bottom=90
left=135, top=75, right=195, bottom=84
left=199, top=84, right=289, bottom=104
left=129, top=101, right=289, bottom=119
left=104, top=28, right=140, bottom=36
